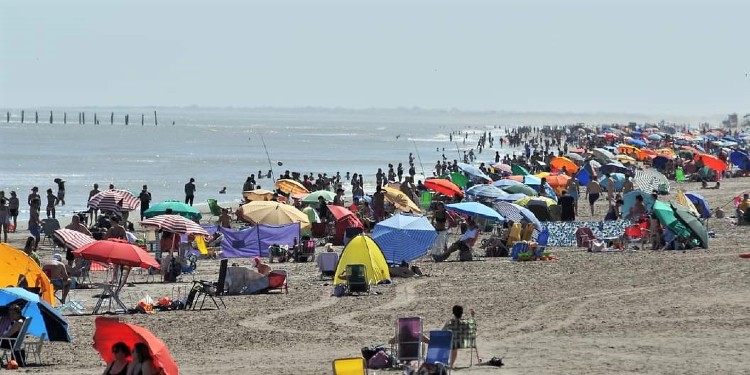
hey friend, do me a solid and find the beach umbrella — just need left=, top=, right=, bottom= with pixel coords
left=655, top=148, right=675, bottom=157
left=616, top=154, right=636, bottom=163
left=599, top=161, right=630, bottom=176
left=53, top=228, right=95, bottom=250
left=514, top=196, right=556, bottom=207
left=274, top=179, right=309, bottom=195
left=371, top=213, right=437, bottom=264
left=493, top=201, right=542, bottom=231
left=494, top=193, right=530, bottom=203
left=93, top=317, right=179, bottom=375
left=621, top=191, right=655, bottom=219
left=549, top=157, right=579, bottom=174
left=583, top=160, right=602, bottom=176
left=696, top=154, right=727, bottom=172
left=382, top=186, right=422, bottom=214
left=685, top=192, right=711, bottom=219
left=0, top=288, right=70, bottom=342
left=592, top=148, right=615, bottom=162
left=449, top=172, right=468, bottom=188
left=491, top=163, right=512, bottom=174
left=301, top=206, right=320, bottom=223
left=73, top=239, right=160, bottom=269
left=423, top=178, right=463, bottom=198
left=493, top=179, right=522, bottom=188
left=575, top=168, right=591, bottom=186
left=0, top=244, right=55, bottom=306
left=652, top=155, right=673, bottom=170
left=87, top=189, right=140, bottom=212
left=511, top=164, right=530, bottom=176
left=464, top=184, right=509, bottom=200
left=140, top=215, right=209, bottom=236
left=143, top=201, right=202, bottom=221
left=730, top=151, right=750, bottom=171
left=647, top=134, right=663, bottom=141
left=627, top=138, right=647, bottom=147
left=599, top=173, right=626, bottom=191
left=456, top=163, right=492, bottom=182
left=301, top=190, right=336, bottom=204
left=502, top=184, right=538, bottom=197
left=652, top=201, right=692, bottom=241
left=446, top=202, right=504, bottom=222
left=617, top=145, right=640, bottom=155
left=633, top=169, right=669, bottom=193
left=238, top=201, right=311, bottom=228
left=674, top=190, right=700, bottom=218
left=636, top=148, right=657, bottom=161
left=543, top=174, right=571, bottom=190
left=565, top=153, right=584, bottom=162
left=242, top=189, right=275, bottom=201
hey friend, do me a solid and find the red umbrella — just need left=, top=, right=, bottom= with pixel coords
left=423, top=178, right=463, bottom=197
left=140, top=215, right=208, bottom=236
left=93, top=317, right=179, bottom=375
left=696, top=153, right=727, bottom=172
left=73, top=239, right=160, bottom=269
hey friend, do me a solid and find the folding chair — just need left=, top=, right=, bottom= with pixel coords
left=41, top=218, right=61, bottom=246
left=534, top=229, right=550, bottom=258
left=445, top=319, right=480, bottom=366
left=266, top=270, right=289, bottom=294
left=393, top=317, right=424, bottom=366
left=0, top=316, right=32, bottom=367
left=23, top=333, right=45, bottom=365
left=186, top=280, right=226, bottom=310
left=425, top=330, right=453, bottom=372
left=206, top=199, right=223, bottom=222
left=294, top=239, right=316, bottom=262
left=345, top=264, right=369, bottom=295
left=317, top=252, right=339, bottom=280
left=510, top=241, right=530, bottom=260
left=623, top=224, right=648, bottom=249
left=331, top=357, right=367, bottom=375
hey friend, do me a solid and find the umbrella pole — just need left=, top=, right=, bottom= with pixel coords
left=412, top=140, right=426, bottom=178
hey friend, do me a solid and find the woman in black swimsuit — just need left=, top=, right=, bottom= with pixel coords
left=102, top=342, right=130, bottom=375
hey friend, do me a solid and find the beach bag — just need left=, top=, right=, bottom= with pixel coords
left=361, top=345, right=385, bottom=361
left=367, top=350, right=391, bottom=369
left=332, top=284, right=346, bottom=297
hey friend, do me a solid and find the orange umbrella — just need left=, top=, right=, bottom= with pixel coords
left=544, top=174, right=571, bottom=188
left=506, top=175, right=525, bottom=182
left=274, top=179, right=309, bottom=195
left=637, top=148, right=657, bottom=161
left=423, top=178, right=462, bottom=198
left=93, top=317, right=179, bottom=375
left=549, top=157, right=579, bottom=174
left=617, top=145, right=640, bottom=156
left=696, top=153, right=727, bottom=172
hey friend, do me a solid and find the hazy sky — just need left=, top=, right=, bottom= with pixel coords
left=1, top=0, right=748, bottom=114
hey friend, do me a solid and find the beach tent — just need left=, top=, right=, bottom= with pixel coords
left=333, top=235, right=390, bottom=286
left=328, top=205, right=364, bottom=245
left=685, top=192, right=711, bottom=219
left=372, top=214, right=437, bottom=264
left=0, top=287, right=70, bottom=342
left=0, top=244, right=56, bottom=306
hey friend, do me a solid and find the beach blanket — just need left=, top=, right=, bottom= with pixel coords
left=546, top=220, right=631, bottom=247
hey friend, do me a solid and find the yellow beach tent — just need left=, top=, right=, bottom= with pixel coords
left=333, top=235, right=390, bottom=286
left=0, top=243, right=55, bottom=306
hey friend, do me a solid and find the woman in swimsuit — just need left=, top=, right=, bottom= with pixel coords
left=102, top=342, right=130, bottom=375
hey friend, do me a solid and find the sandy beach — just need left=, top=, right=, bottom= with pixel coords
left=2, top=176, right=748, bottom=375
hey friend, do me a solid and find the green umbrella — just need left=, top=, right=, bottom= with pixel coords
left=511, top=164, right=530, bottom=176
left=301, top=190, right=336, bottom=204
left=502, top=184, right=538, bottom=196
left=449, top=172, right=468, bottom=188
left=672, top=204, right=708, bottom=249
left=652, top=200, right=690, bottom=239
left=143, top=200, right=202, bottom=221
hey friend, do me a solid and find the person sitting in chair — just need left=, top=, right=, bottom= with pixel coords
left=0, top=304, right=26, bottom=366
left=442, top=305, right=477, bottom=369
left=252, top=256, right=272, bottom=276
left=43, top=254, right=71, bottom=303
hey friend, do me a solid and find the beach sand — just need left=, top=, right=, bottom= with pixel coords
left=6, top=179, right=750, bottom=375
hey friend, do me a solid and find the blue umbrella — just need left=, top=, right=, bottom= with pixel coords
left=599, top=173, right=626, bottom=191
left=0, top=287, right=71, bottom=342
left=464, top=184, right=508, bottom=200
left=371, top=213, right=437, bottom=264
left=627, top=138, right=647, bottom=147
left=730, top=151, right=750, bottom=171
left=622, top=191, right=655, bottom=220
left=446, top=202, right=505, bottom=222
left=647, top=134, right=663, bottom=141
left=652, top=155, right=672, bottom=170
left=456, top=163, right=492, bottom=182
left=492, top=179, right=522, bottom=188
left=576, top=168, right=591, bottom=186
left=685, top=192, right=711, bottom=219
left=493, top=201, right=542, bottom=231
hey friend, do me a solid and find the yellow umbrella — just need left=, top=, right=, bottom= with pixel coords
left=274, top=179, right=309, bottom=195
left=616, top=154, right=636, bottom=163
left=534, top=172, right=551, bottom=178
left=383, top=186, right=422, bottom=214
left=675, top=189, right=700, bottom=218
left=243, top=189, right=275, bottom=201
left=0, top=243, right=55, bottom=306
left=617, top=145, right=640, bottom=155
left=514, top=196, right=557, bottom=207
left=655, top=148, right=675, bottom=156
left=238, top=201, right=310, bottom=229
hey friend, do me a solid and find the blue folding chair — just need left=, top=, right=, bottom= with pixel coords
left=510, top=241, right=529, bottom=260
left=425, top=330, right=453, bottom=370
left=534, top=229, right=550, bottom=258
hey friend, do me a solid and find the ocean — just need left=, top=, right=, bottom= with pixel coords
left=0, top=107, right=702, bottom=217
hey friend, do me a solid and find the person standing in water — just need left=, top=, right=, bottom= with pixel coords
left=184, top=178, right=196, bottom=206
left=54, top=178, right=66, bottom=206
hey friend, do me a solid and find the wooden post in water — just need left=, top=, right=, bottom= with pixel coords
left=154, top=111, right=158, bottom=126
left=82, top=112, right=86, bottom=124
left=21, top=111, right=24, bottom=123
left=94, top=113, right=98, bottom=125
left=35, top=111, right=38, bottom=123
left=141, top=113, right=144, bottom=126
left=125, top=114, right=129, bottom=125
left=6, top=112, right=9, bottom=123
left=64, top=112, right=67, bottom=124
left=78, top=113, right=81, bottom=124
left=110, top=112, right=114, bottom=125
left=49, top=111, right=53, bottom=124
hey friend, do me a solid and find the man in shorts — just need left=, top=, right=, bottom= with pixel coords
left=8, top=191, right=19, bottom=232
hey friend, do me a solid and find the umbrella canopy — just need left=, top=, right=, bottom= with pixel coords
left=456, top=163, right=492, bottom=181
left=493, top=201, right=542, bottom=231
left=372, top=214, right=437, bottom=264
left=301, top=206, right=320, bottom=223
left=685, top=192, right=711, bottom=219
left=575, top=168, right=591, bottom=185
left=493, top=179, right=522, bottom=188
left=238, top=201, right=311, bottom=228
left=423, top=178, right=463, bottom=198
left=730, top=151, right=750, bottom=171
left=652, top=201, right=691, bottom=241
left=0, top=287, right=70, bottom=342
left=622, top=191, right=655, bottom=219
left=652, top=155, right=673, bottom=170
left=565, top=152, right=585, bottom=162
left=491, top=163, right=512, bottom=174
left=274, top=179, right=310, bottom=195
left=599, top=161, right=630, bottom=175
left=494, top=193, right=531, bottom=203
left=0, top=244, right=55, bottom=306
left=140, top=215, right=209, bottom=236
left=634, top=169, right=670, bottom=193
left=242, top=189, right=274, bottom=201
left=647, top=134, right=663, bottom=141
left=383, top=186, right=422, bottom=214
left=616, top=154, right=636, bottom=163
left=93, top=317, right=179, bottom=375
left=599, top=173, right=626, bottom=191
left=445, top=202, right=504, bottom=222
left=696, top=154, right=727, bottom=172
left=464, top=184, right=509, bottom=200
left=301, top=190, right=336, bottom=204
left=73, top=239, right=160, bottom=269
left=636, top=148, right=657, bottom=161
left=549, top=157, right=579, bottom=174
left=449, top=172, right=468, bottom=188
left=674, top=190, right=700, bottom=218
left=515, top=196, right=557, bottom=207
left=87, top=189, right=140, bottom=212
left=511, top=164, right=530, bottom=176
left=144, top=201, right=202, bottom=221
left=592, top=148, right=616, bottom=162
left=628, top=138, right=647, bottom=147
left=502, top=184, right=538, bottom=197
left=54, top=228, right=95, bottom=251
left=617, top=145, right=640, bottom=155
left=671, top=205, right=707, bottom=249
left=544, top=174, right=572, bottom=189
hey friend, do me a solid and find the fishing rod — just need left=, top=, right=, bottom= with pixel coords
left=251, top=134, right=276, bottom=181
left=411, top=139, right=426, bottom=178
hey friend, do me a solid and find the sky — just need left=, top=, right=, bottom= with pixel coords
left=1, top=0, right=748, bottom=115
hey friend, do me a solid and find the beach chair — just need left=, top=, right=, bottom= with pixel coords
left=510, top=241, right=530, bottom=260
left=41, top=218, right=61, bottom=246
left=623, top=224, right=648, bottom=249
left=425, top=330, right=453, bottom=371
left=186, top=280, right=226, bottom=311
left=345, top=264, right=369, bottom=295
left=331, top=357, right=367, bottom=375
left=521, top=223, right=535, bottom=241
left=207, top=199, right=223, bottom=222
left=575, top=227, right=596, bottom=250
left=0, top=316, right=32, bottom=367
left=317, top=252, right=339, bottom=279
left=266, top=269, right=289, bottom=294
left=534, top=229, right=550, bottom=258
left=393, top=317, right=424, bottom=366
left=420, top=191, right=432, bottom=210
left=295, top=239, right=316, bottom=262
left=23, top=333, right=45, bottom=365
left=444, top=318, right=479, bottom=366
left=505, top=223, right=522, bottom=247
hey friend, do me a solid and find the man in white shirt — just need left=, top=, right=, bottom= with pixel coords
left=433, top=219, right=479, bottom=262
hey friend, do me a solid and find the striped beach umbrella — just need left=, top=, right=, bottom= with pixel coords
left=87, top=189, right=140, bottom=212
left=140, top=215, right=209, bottom=236
left=634, top=169, right=669, bottom=193
left=493, top=201, right=543, bottom=231
left=53, top=228, right=95, bottom=250
left=372, top=213, right=437, bottom=264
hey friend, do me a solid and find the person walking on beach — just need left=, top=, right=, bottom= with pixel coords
left=8, top=191, right=19, bottom=232
left=45, top=188, right=59, bottom=219
left=586, top=179, right=602, bottom=216
left=28, top=198, right=41, bottom=249
left=54, top=178, right=66, bottom=206
left=139, top=185, right=152, bottom=221
left=0, top=198, right=9, bottom=243
left=184, top=178, right=196, bottom=206
left=88, top=183, right=101, bottom=223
